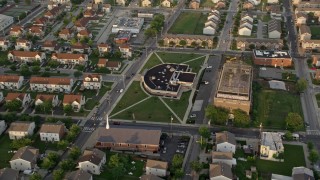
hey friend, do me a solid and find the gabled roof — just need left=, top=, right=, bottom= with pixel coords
left=30, top=76, right=72, bottom=85
left=98, top=43, right=110, bottom=48
left=215, top=131, right=236, bottom=145
left=75, top=18, right=89, bottom=27
left=10, top=146, right=38, bottom=162
left=140, top=175, right=164, bottom=180
left=300, top=25, right=311, bottom=35
left=98, top=58, right=107, bottom=65
left=16, top=38, right=30, bottom=44
left=83, top=73, right=101, bottom=82
left=78, top=29, right=91, bottom=36
left=59, top=28, right=72, bottom=35
left=268, top=19, right=281, bottom=33
left=146, top=159, right=168, bottom=170
left=0, top=75, right=21, bottom=83
left=9, top=50, right=42, bottom=58
left=212, top=151, right=233, bottom=160
left=106, top=61, right=121, bottom=68
left=6, top=92, right=26, bottom=101
left=8, top=121, right=34, bottom=132
left=63, top=94, right=83, bottom=104
left=71, top=42, right=89, bottom=49
left=292, top=167, right=315, bottom=180
left=78, top=148, right=105, bottom=166
left=0, top=168, right=19, bottom=180
left=10, top=25, right=23, bottom=33
left=296, top=12, right=307, bottom=19
left=209, top=163, right=233, bottom=179
left=52, top=53, right=87, bottom=60
left=29, top=26, right=43, bottom=34
left=33, top=17, right=48, bottom=25
left=40, top=123, right=64, bottom=134
left=35, top=94, right=56, bottom=102
left=65, top=169, right=92, bottom=180
left=42, top=40, right=57, bottom=48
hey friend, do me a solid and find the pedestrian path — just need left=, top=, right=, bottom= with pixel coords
left=159, top=97, right=183, bottom=123
left=154, top=52, right=165, bottom=64
left=182, top=55, right=206, bottom=64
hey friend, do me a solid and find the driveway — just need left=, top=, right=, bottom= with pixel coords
left=257, top=20, right=264, bottom=39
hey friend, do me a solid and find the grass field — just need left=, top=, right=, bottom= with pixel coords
left=0, top=136, right=13, bottom=169
left=139, top=54, right=163, bottom=73
left=255, top=90, right=303, bottom=129
left=168, top=12, right=207, bottom=35
left=310, top=26, right=320, bottom=39
left=257, top=144, right=306, bottom=176
left=163, top=91, right=191, bottom=119
left=157, top=52, right=202, bottom=64
left=185, top=56, right=206, bottom=74
left=200, top=0, right=215, bottom=7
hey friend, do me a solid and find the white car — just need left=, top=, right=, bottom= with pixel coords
left=206, top=66, right=212, bottom=69
left=119, top=89, right=124, bottom=93
left=190, top=114, right=196, bottom=118
left=204, top=81, right=209, bottom=85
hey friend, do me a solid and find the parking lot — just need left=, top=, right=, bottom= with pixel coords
left=158, top=134, right=190, bottom=163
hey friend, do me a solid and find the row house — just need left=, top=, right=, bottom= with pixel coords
left=268, top=19, right=281, bottom=39
left=236, top=38, right=284, bottom=50
left=238, top=14, right=254, bottom=36
left=10, top=146, right=39, bottom=171
left=203, top=10, right=220, bottom=35
left=97, top=43, right=110, bottom=56
left=295, top=12, right=308, bottom=25
left=9, top=25, right=24, bottom=37
left=15, top=39, right=32, bottom=51
left=119, top=44, right=132, bottom=58
left=141, top=0, right=152, bottom=7
left=30, top=76, right=74, bottom=93
left=44, top=6, right=64, bottom=20
left=161, top=0, right=172, bottom=7
left=5, top=92, right=31, bottom=108
left=86, top=2, right=99, bottom=10
left=39, top=123, right=65, bottom=142
left=8, top=121, right=35, bottom=140
left=243, top=1, right=254, bottom=10
left=28, top=26, right=45, bottom=38
left=189, top=0, right=200, bottom=9
left=75, top=18, right=90, bottom=32
left=51, top=53, right=88, bottom=65
left=293, top=0, right=320, bottom=8
left=77, top=29, right=92, bottom=39
left=77, top=149, right=106, bottom=175
left=35, top=94, right=59, bottom=107
left=63, top=94, right=85, bottom=112
left=163, top=34, right=214, bottom=48
left=59, top=28, right=74, bottom=40
left=0, top=75, right=24, bottom=90
left=71, top=42, right=91, bottom=54
left=302, top=40, right=320, bottom=50
left=295, top=7, right=320, bottom=17
left=33, top=17, right=49, bottom=27
left=42, top=40, right=61, bottom=52
left=97, top=58, right=122, bottom=71
left=266, top=5, right=282, bottom=20
left=0, top=37, right=11, bottom=51
left=8, top=51, right=46, bottom=63
left=299, top=25, right=311, bottom=41
left=83, top=74, right=102, bottom=89
left=84, top=9, right=96, bottom=17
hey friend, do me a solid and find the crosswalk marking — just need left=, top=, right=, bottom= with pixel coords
left=82, top=127, right=95, bottom=132
left=307, top=130, right=320, bottom=136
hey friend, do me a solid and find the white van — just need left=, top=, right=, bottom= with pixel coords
left=119, top=89, right=123, bottom=93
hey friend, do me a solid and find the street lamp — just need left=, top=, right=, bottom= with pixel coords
left=105, top=113, right=109, bottom=129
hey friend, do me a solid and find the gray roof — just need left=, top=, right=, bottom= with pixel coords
left=140, top=174, right=164, bottom=180
left=0, top=168, right=19, bottom=180
left=97, top=127, right=161, bottom=146
left=64, top=169, right=92, bottom=180
left=10, top=146, right=39, bottom=162
left=268, top=19, right=281, bottom=33
left=216, top=131, right=236, bottom=145
left=292, top=167, right=315, bottom=180
left=78, top=148, right=105, bottom=166
left=300, top=25, right=311, bottom=35
left=210, top=163, right=233, bottom=179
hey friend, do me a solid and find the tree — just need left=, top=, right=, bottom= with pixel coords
left=109, top=154, right=120, bottom=168
left=284, top=131, right=293, bottom=140
left=88, top=39, right=93, bottom=46
left=42, top=152, right=59, bottom=169
left=48, top=60, right=60, bottom=68
left=191, top=41, right=197, bottom=47
left=11, top=138, right=32, bottom=149
left=249, top=44, right=255, bottom=50
left=201, top=41, right=207, bottom=47
left=205, top=105, right=229, bottom=125
left=308, top=142, right=314, bottom=150
left=70, top=124, right=81, bottom=135
left=309, top=149, right=319, bottom=164
left=111, top=163, right=125, bottom=180
left=114, top=51, right=122, bottom=58
left=174, top=168, right=184, bottom=179
left=5, top=99, right=22, bottom=111
left=59, top=159, right=76, bottom=171
left=20, top=64, right=31, bottom=76
left=63, top=104, right=73, bottom=115
left=260, top=45, right=267, bottom=50
left=179, top=40, right=187, bottom=47
left=35, top=100, right=53, bottom=113
left=10, top=65, right=16, bottom=71
left=31, top=66, right=41, bottom=74
left=169, top=41, right=175, bottom=47
left=30, top=173, right=42, bottom=180
left=75, top=65, right=85, bottom=71
left=172, top=154, right=183, bottom=169
left=158, top=40, right=164, bottom=46
left=285, top=112, right=303, bottom=132
left=233, top=109, right=250, bottom=127
left=25, top=0, right=31, bottom=5
left=190, top=160, right=202, bottom=173
left=53, top=169, right=64, bottom=180
left=198, top=126, right=210, bottom=139
left=296, top=78, right=307, bottom=92
left=69, top=146, right=81, bottom=160
left=70, top=38, right=77, bottom=45
left=57, top=140, right=69, bottom=150
left=144, top=28, right=157, bottom=37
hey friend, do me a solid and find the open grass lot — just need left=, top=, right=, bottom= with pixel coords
left=185, top=56, right=206, bottom=73
left=316, top=93, right=320, bottom=107
left=0, top=136, right=13, bottom=168
left=163, top=91, right=191, bottom=119
left=157, top=52, right=202, bottom=64
left=310, top=26, right=320, bottom=39
left=200, top=0, right=215, bottom=7
left=111, top=81, right=148, bottom=115
left=257, top=144, right=306, bottom=176
left=33, top=136, right=59, bottom=154
left=139, top=54, right=162, bottom=73
left=168, top=12, right=207, bottom=35
left=113, top=97, right=180, bottom=123
left=255, top=90, right=303, bottom=129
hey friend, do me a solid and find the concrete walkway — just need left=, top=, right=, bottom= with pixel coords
left=154, top=52, right=165, bottom=64
left=159, top=97, right=183, bottom=123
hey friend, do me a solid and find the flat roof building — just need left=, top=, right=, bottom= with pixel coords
left=112, top=17, right=144, bottom=34
left=260, top=132, right=284, bottom=160
left=0, top=14, right=14, bottom=32
left=253, top=50, right=292, bottom=67
left=213, top=61, right=253, bottom=114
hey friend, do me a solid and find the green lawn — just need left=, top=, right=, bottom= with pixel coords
left=316, top=93, right=320, bottom=107
left=310, top=26, right=320, bottom=39
left=111, top=81, right=148, bottom=115
left=85, top=99, right=98, bottom=110
left=163, top=91, right=191, bottom=119
left=261, top=14, right=271, bottom=22
left=33, top=136, right=58, bottom=154
left=113, top=97, right=180, bottom=123
left=257, top=144, right=306, bottom=176
left=200, top=0, right=215, bottom=7
left=255, top=90, right=303, bottom=129
left=168, top=12, right=207, bottom=35
left=0, top=136, right=13, bottom=168
left=139, top=53, right=163, bottom=73
left=185, top=56, right=206, bottom=73
left=157, top=52, right=202, bottom=64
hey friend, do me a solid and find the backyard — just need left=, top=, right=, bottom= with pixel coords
left=0, top=136, right=13, bottom=169
left=168, top=12, right=207, bottom=35
left=255, top=90, right=303, bottom=129
left=310, top=26, right=320, bottom=39
left=200, top=0, right=215, bottom=7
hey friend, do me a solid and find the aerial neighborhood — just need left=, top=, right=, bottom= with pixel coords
left=0, top=0, right=319, bottom=179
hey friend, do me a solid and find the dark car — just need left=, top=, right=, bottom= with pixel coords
left=113, top=121, right=120, bottom=125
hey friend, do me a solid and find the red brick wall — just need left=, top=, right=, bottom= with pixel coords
left=95, top=142, right=159, bottom=152
left=253, top=57, right=292, bottom=67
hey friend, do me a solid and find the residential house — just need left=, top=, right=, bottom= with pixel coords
left=97, top=58, right=107, bottom=68
left=204, top=19, right=219, bottom=30
left=260, top=132, right=284, bottom=160
left=77, top=148, right=106, bottom=175
left=208, top=10, right=220, bottom=21
left=203, top=25, right=217, bottom=35
left=236, top=38, right=284, bottom=50
left=42, top=40, right=61, bottom=53
left=267, top=0, right=278, bottom=4
left=302, top=40, right=320, bottom=50
left=141, top=0, right=152, bottom=7
left=189, top=0, right=200, bottom=9
left=75, top=18, right=89, bottom=32
left=28, top=26, right=44, bottom=37
left=8, top=51, right=46, bottom=63
left=59, top=28, right=74, bottom=40
left=209, top=163, right=233, bottom=180
left=8, top=121, right=35, bottom=140
left=241, top=13, right=254, bottom=22
left=292, top=167, right=315, bottom=180
left=314, top=70, right=320, bottom=80
left=299, top=25, right=311, bottom=41
left=266, top=5, right=282, bottom=19
left=84, top=10, right=96, bottom=18
left=9, top=25, right=24, bottom=37
left=44, top=6, right=63, bottom=20
left=71, top=42, right=91, bottom=54
left=15, top=39, right=32, bottom=51
left=161, top=0, right=172, bottom=7
left=211, top=151, right=237, bottom=167
left=203, top=10, right=220, bottom=35
left=0, top=37, right=11, bottom=51
left=6, top=93, right=31, bottom=108
left=0, top=120, right=6, bottom=135
left=0, top=168, right=19, bottom=180
left=146, top=159, right=168, bottom=177
left=47, top=1, right=57, bottom=10
left=65, top=169, right=93, bottom=180
left=51, top=53, right=88, bottom=65
left=0, top=75, right=24, bottom=90
left=103, top=4, right=112, bottom=13
left=253, top=50, right=292, bottom=67
left=30, top=77, right=74, bottom=93
left=106, top=60, right=121, bottom=70
left=295, top=12, right=307, bottom=25
left=33, top=17, right=48, bottom=27
left=83, top=74, right=102, bottom=89
left=268, top=19, right=281, bottom=39
left=215, top=1, right=226, bottom=9
left=243, top=1, right=254, bottom=10
left=95, top=127, right=161, bottom=153
left=239, top=17, right=253, bottom=36
left=141, top=175, right=164, bottom=180
left=39, top=123, right=65, bottom=141
left=312, top=54, right=320, bottom=66
left=215, top=131, right=236, bottom=153
left=295, top=7, right=320, bottom=17
left=116, top=0, right=126, bottom=5
left=119, top=44, right=132, bottom=58
left=63, top=94, right=85, bottom=112
left=97, top=43, right=110, bottom=56
left=163, top=34, right=214, bottom=48
left=10, top=146, right=39, bottom=171
left=249, top=0, right=260, bottom=5
left=77, top=29, right=92, bottom=39
left=86, top=2, right=98, bottom=10
left=114, top=30, right=131, bottom=44
left=35, top=94, right=59, bottom=107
